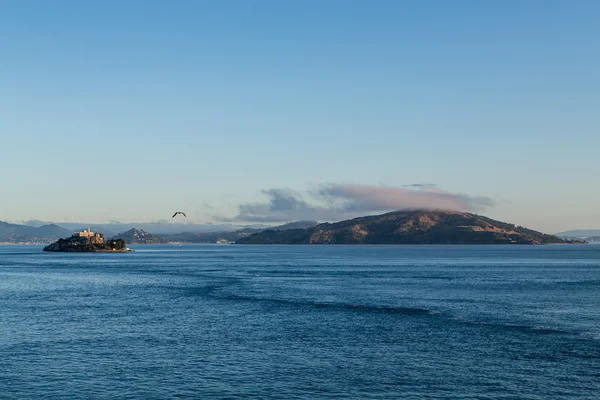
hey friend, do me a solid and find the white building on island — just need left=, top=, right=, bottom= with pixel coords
left=73, top=227, right=104, bottom=244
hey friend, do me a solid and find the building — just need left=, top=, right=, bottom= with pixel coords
left=74, top=227, right=93, bottom=238
left=73, top=227, right=104, bottom=244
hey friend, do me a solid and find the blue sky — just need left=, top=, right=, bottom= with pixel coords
left=1, top=0, right=598, bottom=232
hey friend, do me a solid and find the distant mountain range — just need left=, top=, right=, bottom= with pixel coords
left=237, top=211, right=577, bottom=245
left=0, top=220, right=319, bottom=244
left=555, top=230, right=600, bottom=238
left=0, top=221, right=72, bottom=243
left=16, top=220, right=275, bottom=235
left=163, top=221, right=319, bottom=243
left=4, top=214, right=583, bottom=245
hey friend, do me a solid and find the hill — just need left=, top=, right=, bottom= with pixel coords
left=236, top=211, right=577, bottom=245
left=0, top=221, right=72, bottom=243
left=163, top=220, right=319, bottom=243
left=112, top=229, right=167, bottom=244
left=273, top=220, right=319, bottom=230
left=555, top=230, right=600, bottom=238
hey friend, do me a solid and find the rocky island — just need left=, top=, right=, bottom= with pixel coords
left=43, top=228, right=132, bottom=252
left=236, top=210, right=585, bottom=245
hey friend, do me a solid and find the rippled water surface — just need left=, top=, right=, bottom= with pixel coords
left=1, top=244, right=599, bottom=399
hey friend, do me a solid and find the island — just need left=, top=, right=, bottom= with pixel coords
left=236, top=210, right=585, bottom=245
left=43, top=228, right=132, bottom=252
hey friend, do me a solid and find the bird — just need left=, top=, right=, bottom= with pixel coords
left=172, top=211, right=187, bottom=218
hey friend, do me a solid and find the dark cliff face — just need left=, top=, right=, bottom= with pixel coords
left=236, top=211, right=576, bottom=245
left=43, top=236, right=127, bottom=252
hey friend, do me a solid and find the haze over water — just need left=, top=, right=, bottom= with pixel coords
left=1, top=244, right=599, bottom=399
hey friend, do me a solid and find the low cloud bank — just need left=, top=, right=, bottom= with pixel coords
left=227, top=183, right=493, bottom=223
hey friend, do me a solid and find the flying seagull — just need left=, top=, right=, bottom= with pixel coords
left=172, top=211, right=187, bottom=218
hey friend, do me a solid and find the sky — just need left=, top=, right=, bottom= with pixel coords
left=1, top=0, right=599, bottom=233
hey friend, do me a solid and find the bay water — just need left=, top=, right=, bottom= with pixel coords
left=1, top=244, right=599, bottom=399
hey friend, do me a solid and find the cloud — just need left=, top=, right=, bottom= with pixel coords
left=227, top=183, right=494, bottom=223
left=317, top=183, right=493, bottom=213
left=232, top=188, right=329, bottom=222
left=401, top=183, right=438, bottom=188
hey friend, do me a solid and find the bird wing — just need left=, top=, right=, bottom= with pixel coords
left=182, top=212, right=187, bottom=217
left=172, top=212, right=177, bottom=218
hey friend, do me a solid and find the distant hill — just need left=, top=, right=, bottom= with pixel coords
left=582, top=236, right=600, bottom=243
left=555, top=230, right=600, bottom=238
left=52, top=221, right=260, bottom=235
left=273, top=220, right=319, bottom=230
left=163, top=220, right=319, bottom=243
left=7, top=219, right=317, bottom=239
left=236, top=211, right=576, bottom=245
left=0, top=221, right=72, bottom=243
left=112, top=229, right=167, bottom=244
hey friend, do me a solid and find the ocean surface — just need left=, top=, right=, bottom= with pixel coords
left=0, top=244, right=599, bottom=399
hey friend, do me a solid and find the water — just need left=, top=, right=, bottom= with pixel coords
left=1, top=244, right=599, bottom=399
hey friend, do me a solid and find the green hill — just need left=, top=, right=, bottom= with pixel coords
left=236, top=211, right=578, bottom=245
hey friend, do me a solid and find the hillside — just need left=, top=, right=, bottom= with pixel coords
left=112, top=229, right=167, bottom=244
left=236, top=211, right=577, bottom=245
left=273, top=220, right=319, bottom=230
left=0, top=221, right=72, bottom=243
left=555, top=229, right=600, bottom=238
left=163, top=220, right=319, bottom=243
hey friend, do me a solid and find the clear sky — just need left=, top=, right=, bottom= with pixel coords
left=1, top=0, right=599, bottom=233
